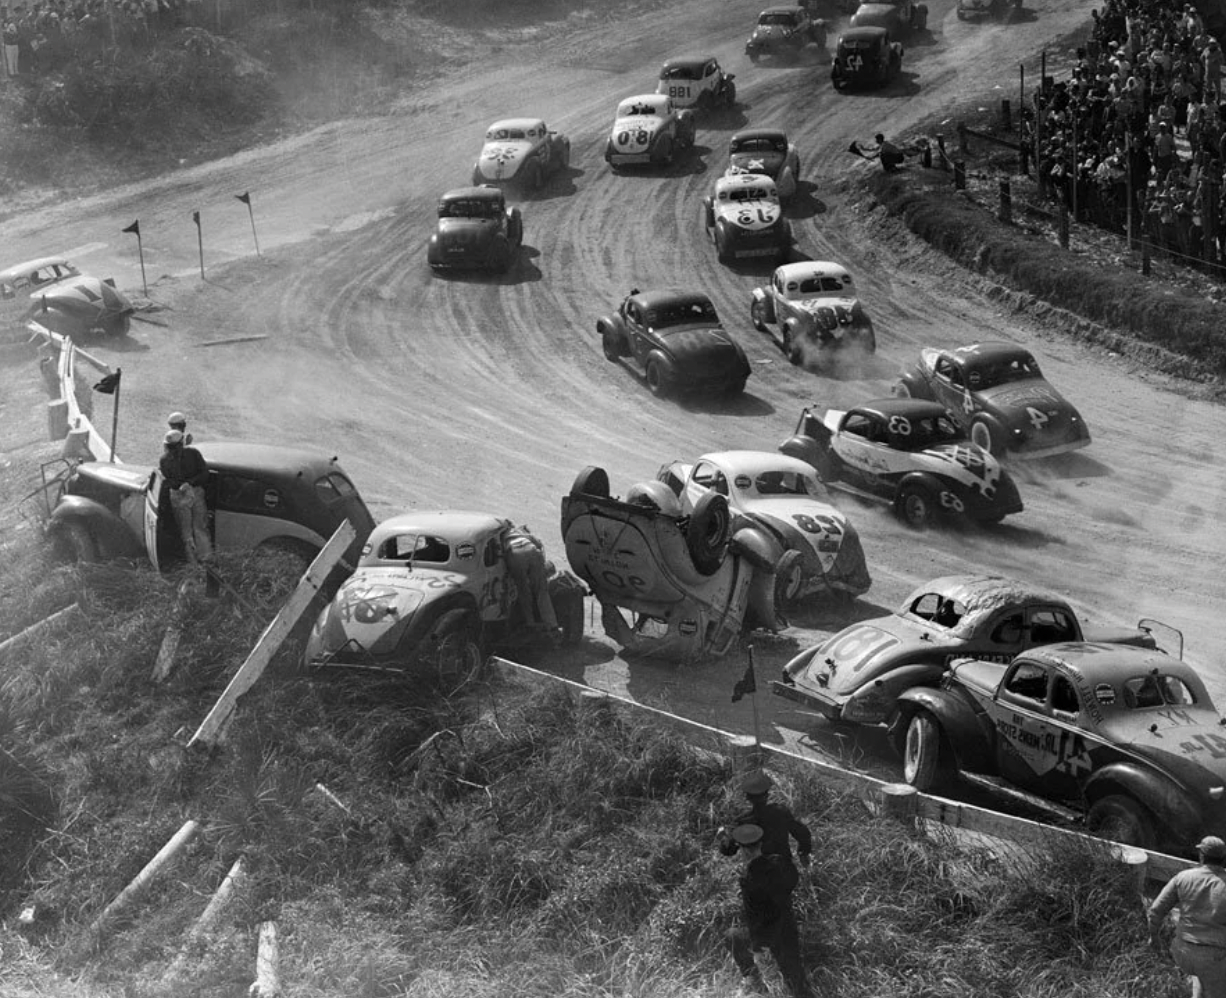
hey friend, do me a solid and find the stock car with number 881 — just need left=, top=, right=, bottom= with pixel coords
left=779, top=397, right=1022, bottom=528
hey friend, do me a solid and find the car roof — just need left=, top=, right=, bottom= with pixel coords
left=368, top=510, right=508, bottom=544
left=440, top=186, right=504, bottom=202
left=850, top=397, right=948, bottom=420
left=698, top=450, right=816, bottom=478
left=486, top=117, right=546, bottom=132
left=194, top=441, right=349, bottom=477
left=1019, top=642, right=1204, bottom=689
left=716, top=173, right=777, bottom=193
left=630, top=287, right=715, bottom=310
left=0, top=257, right=73, bottom=280
left=661, top=56, right=715, bottom=71
left=731, top=127, right=789, bottom=144
left=948, top=341, right=1036, bottom=365
left=902, top=574, right=1072, bottom=615
left=775, top=260, right=852, bottom=282
left=760, top=4, right=805, bottom=13
left=618, top=93, right=669, bottom=111
left=841, top=25, right=889, bottom=39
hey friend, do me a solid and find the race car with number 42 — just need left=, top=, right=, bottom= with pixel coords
left=703, top=174, right=791, bottom=265
left=779, top=398, right=1023, bottom=528
left=605, top=94, right=696, bottom=169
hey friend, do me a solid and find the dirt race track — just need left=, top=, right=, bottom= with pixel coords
left=5, top=0, right=1226, bottom=782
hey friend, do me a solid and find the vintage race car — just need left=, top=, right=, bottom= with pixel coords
left=427, top=186, right=523, bottom=274
left=304, top=511, right=586, bottom=678
left=956, top=0, right=1018, bottom=20
left=779, top=398, right=1023, bottom=528
left=3, top=256, right=134, bottom=340
left=831, top=26, right=903, bottom=90
left=597, top=288, right=751, bottom=399
left=726, top=129, right=801, bottom=203
left=773, top=573, right=1173, bottom=727
left=745, top=5, right=828, bottom=62
left=893, top=342, right=1091, bottom=459
left=562, top=467, right=788, bottom=662
left=750, top=261, right=875, bottom=364
left=605, top=94, right=696, bottom=169
left=850, top=0, right=927, bottom=37
left=656, top=56, right=736, bottom=112
left=471, top=118, right=571, bottom=191
left=657, top=451, right=871, bottom=605
left=891, top=643, right=1219, bottom=853
left=702, top=174, right=791, bottom=265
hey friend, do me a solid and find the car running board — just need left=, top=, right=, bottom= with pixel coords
left=959, top=772, right=1082, bottom=826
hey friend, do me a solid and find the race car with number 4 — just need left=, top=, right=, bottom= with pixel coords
left=605, top=94, right=696, bottom=169
left=703, top=174, right=791, bottom=265
left=779, top=398, right=1023, bottom=528
left=772, top=573, right=1175, bottom=727
left=893, top=342, right=1091, bottom=459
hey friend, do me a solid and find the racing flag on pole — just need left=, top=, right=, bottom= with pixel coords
left=93, top=370, right=122, bottom=395
left=235, top=192, right=251, bottom=205
left=122, top=220, right=140, bottom=236
left=731, top=653, right=757, bottom=703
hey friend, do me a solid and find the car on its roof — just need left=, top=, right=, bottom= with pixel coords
left=772, top=573, right=1174, bottom=727
left=605, top=94, right=696, bottom=169
left=779, top=397, right=1023, bottom=528
left=303, top=511, right=585, bottom=679
left=726, top=128, right=801, bottom=203
left=831, top=26, right=903, bottom=90
left=892, top=643, right=1218, bottom=853
left=46, top=441, right=376, bottom=570
left=471, top=117, right=571, bottom=191
left=657, top=450, right=871, bottom=607
left=656, top=56, right=736, bottom=112
left=893, top=342, right=1091, bottom=459
left=750, top=260, right=875, bottom=364
left=2, top=256, right=134, bottom=340
left=702, top=173, right=791, bottom=266
left=745, top=5, right=828, bottom=62
left=427, top=186, right=523, bottom=274
left=597, top=288, right=751, bottom=399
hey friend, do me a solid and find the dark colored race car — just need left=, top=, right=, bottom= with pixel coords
left=656, top=56, right=737, bottom=113
left=849, top=0, right=927, bottom=37
left=893, top=342, right=1091, bottom=459
left=772, top=573, right=1173, bottom=727
left=831, top=26, right=903, bottom=90
left=427, top=187, right=523, bottom=274
left=891, top=643, right=1220, bottom=853
left=745, top=5, right=827, bottom=63
left=779, top=398, right=1023, bottom=528
left=956, top=0, right=1018, bottom=21
left=726, top=128, right=801, bottom=202
left=597, top=288, right=751, bottom=399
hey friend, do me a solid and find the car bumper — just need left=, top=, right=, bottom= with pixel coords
left=771, top=679, right=843, bottom=719
left=608, top=152, right=653, bottom=165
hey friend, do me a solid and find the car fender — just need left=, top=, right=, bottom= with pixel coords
left=728, top=522, right=785, bottom=572
left=891, top=686, right=991, bottom=766
left=596, top=313, right=628, bottom=341
left=843, top=661, right=948, bottom=725
left=399, top=594, right=483, bottom=656
left=894, top=371, right=933, bottom=399
left=507, top=207, right=523, bottom=246
left=896, top=470, right=948, bottom=502
left=1083, top=762, right=1202, bottom=841
left=779, top=432, right=826, bottom=471
left=48, top=495, right=144, bottom=560
left=751, top=287, right=776, bottom=325
left=702, top=197, right=715, bottom=231
left=645, top=349, right=676, bottom=383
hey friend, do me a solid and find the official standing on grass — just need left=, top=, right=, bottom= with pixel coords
left=718, top=771, right=812, bottom=894
left=159, top=429, right=212, bottom=566
left=1148, top=835, right=1226, bottom=998
left=725, top=824, right=814, bottom=998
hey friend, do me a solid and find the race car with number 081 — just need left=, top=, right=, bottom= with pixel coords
left=471, top=118, right=571, bottom=191
left=726, top=129, right=801, bottom=203
left=893, top=342, right=1091, bottom=459
left=703, top=174, right=791, bottom=265
left=656, top=56, right=737, bottom=112
left=604, top=94, right=696, bottom=169
left=779, top=398, right=1023, bottom=528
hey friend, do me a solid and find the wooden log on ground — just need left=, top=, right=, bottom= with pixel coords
left=251, top=921, right=281, bottom=998
left=0, top=604, right=80, bottom=658
left=151, top=579, right=194, bottom=682
left=162, top=855, right=248, bottom=983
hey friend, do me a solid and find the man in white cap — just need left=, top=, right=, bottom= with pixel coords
left=167, top=411, right=193, bottom=445
left=159, top=429, right=212, bottom=566
left=1149, top=835, right=1226, bottom=997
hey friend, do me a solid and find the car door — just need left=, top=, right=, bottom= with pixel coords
left=992, top=658, right=1056, bottom=790
left=832, top=411, right=893, bottom=496
left=478, top=531, right=510, bottom=623
left=623, top=300, right=652, bottom=366
left=928, top=354, right=972, bottom=417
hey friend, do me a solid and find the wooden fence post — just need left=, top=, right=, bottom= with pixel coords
left=999, top=179, right=1012, bottom=224
left=727, top=733, right=762, bottom=774
left=1000, top=98, right=1011, bottom=131
left=1142, top=233, right=1152, bottom=275
left=251, top=921, right=281, bottom=998
left=957, top=122, right=969, bottom=154
left=954, top=160, right=966, bottom=190
left=1113, top=845, right=1149, bottom=894
left=1058, top=201, right=1070, bottom=249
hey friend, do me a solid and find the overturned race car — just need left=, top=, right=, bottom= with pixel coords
left=5, top=256, right=134, bottom=340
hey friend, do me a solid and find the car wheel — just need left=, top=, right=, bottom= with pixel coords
left=433, top=619, right=484, bottom=688
left=697, top=90, right=713, bottom=113
left=859, top=327, right=877, bottom=354
left=715, top=227, right=734, bottom=265
left=571, top=466, right=610, bottom=498
left=970, top=418, right=1003, bottom=457
left=723, top=80, right=737, bottom=105
left=1086, top=795, right=1156, bottom=849
left=101, top=314, right=131, bottom=337
left=773, top=548, right=805, bottom=605
left=56, top=522, right=99, bottom=564
left=686, top=491, right=732, bottom=576
left=652, top=135, right=674, bottom=166
left=750, top=298, right=768, bottom=333
left=781, top=324, right=803, bottom=365
left=602, top=330, right=623, bottom=362
left=896, top=484, right=934, bottom=528
left=526, top=161, right=544, bottom=191
left=903, top=710, right=950, bottom=791
left=645, top=359, right=669, bottom=398
left=749, top=52, right=761, bottom=64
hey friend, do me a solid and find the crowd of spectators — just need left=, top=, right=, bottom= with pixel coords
left=0, top=0, right=202, bottom=77
left=1030, top=0, right=1226, bottom=266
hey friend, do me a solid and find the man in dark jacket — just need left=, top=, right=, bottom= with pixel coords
left=725, top=824, right=814, bottom=998
left=159, top=429, right=212, bottom=565
left=718, top=771, right=812, bottom=893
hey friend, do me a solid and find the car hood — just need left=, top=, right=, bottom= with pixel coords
left=714, top=197, right=782, bottom=228
left=915, top=442, right=1007, bottom=497
left=750, top=24, right=800, bottom=42
left=786, top=616, right=957, bottom=696
left=314, top=567, right=458, bottom=656
left=436, top=217, right=500, bottom=245
left=31, top=276, right=133, bottom=315
left=73, top=461, right=154, bottom=495
left=476, top=140, right=532, bottom=179
left=729, top=151, right=786, bottom=177
left=852, top=4, right=898, bottom=23
left=657, top=324, right=740, bottom=361
left=959, top=0, right=991, bottom=8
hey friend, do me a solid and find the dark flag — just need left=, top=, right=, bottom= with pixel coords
left=93, top=370, right=122, bottom=395
left=731, top=656, right=757, bottom=703
left=235, top=192, right=251, bottom=205
left=192, top=210, right=201, bottom=227
left=122, top=220, right=140, bottom=236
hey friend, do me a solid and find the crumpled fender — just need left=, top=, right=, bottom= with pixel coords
left=891, top=685, right=992, bottom=765
left=48, top=495, right=143, bottom=559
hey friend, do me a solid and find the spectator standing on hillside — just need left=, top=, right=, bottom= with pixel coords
left=725, top=824, right=815, bottom=998
left=1, top=7, right=17, bottom=75
left=718, top=771, right=812, bottom=895
left=1204, top=40, right=1223, bottom=102
left=1149, top=836, right=1226, bottom=998
left=159, top=429, right=212, bottom=566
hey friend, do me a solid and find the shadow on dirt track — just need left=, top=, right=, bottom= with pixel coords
left=430, top=245, right=544, bottom=285
left=680, top=390, right=776, bottom=417
left=785, top=182, right=828, bottom=220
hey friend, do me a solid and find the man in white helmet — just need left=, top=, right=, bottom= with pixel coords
left=167, top=411, right=193, bottom=445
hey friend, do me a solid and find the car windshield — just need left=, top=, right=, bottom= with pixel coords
left=733, top=137, right=788, bottom=154
left=720, top=185, right=774, bottom=202
left=646, top=299, right=718, bottom=327
left=792, top=275, right=851, bottom=295
left=744, top=470, right=821, bottom=497
left=759, top=11, right=799, bottom=24
left=1122, top=674, right=1199, bottom=709
left=661, top=65, right=701, bottom=80
left=439, top=198, right=501, bottom=219
left=965, top=353, right=1043, bottom=388
left=380, top=533, right=451, bottom=563
left=618, top=100, right=661, bottom=117
left=895, top=413, right=964, bottom=451
left=842, top=38, right=879, bottom=51
left=907, top=592, right=968, bottom=629
left=486, top=127, right=527, bottom=141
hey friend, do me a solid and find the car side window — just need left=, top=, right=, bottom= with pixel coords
left=1051, top=676, right=1080, bottom=715
left=990, top=613, right=1024, bottom=644
left=1028, top=608, right=1077, bottom=645
left=220, top=474, right=283, bottom=513
left=693, top=462, right=728, bottom=495
left=1004, top=662, right=1049, bottom=704
left=843, top=414, right=874, bottom=438
left=935, top=357, right=963, bottom=386
left=484, top=538, right=501, bottom=567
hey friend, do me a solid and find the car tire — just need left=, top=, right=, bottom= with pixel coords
left=896, top=483, right=934, bottom=528
left=56, top=522, right=99, bottom=564
left=652, top=135, right=674, bottom=167
left=602, top=330, right=623, bottom=362
left=773, top=548, right=805, bottom=606
left=781, top=323, right=803, bottom=365
left=571, top=466, right=610, bottom=499
left=432, top=616, right=484, bottom=688
left=100, top=314, right=131, bottom=337
left=715, top=226, right=734, bottom=265
left=697, top=90, right=713, bottom=113
left=903, top=710, right=950, bottom=791
left=970, top=418, right=1004, bottom=457
left=526, top=161, right=544, bottom=191
left=646, top=358, right=669, bottom=398
left=1086, top=795, right=1156, bottom=850
left=859, top=326, right=877, bottom=354
left=723, top=80, right=737, bottom=106
left=686, top=491, right=732, bottom=576
left=750, top=298, right=768, bottom=333
left=749, top=52, right=761, bottom=64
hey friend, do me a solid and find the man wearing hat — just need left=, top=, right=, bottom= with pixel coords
left=725, top=823, right=814, bottom=998
left=167, top=411, right=193, bottom=445
left=1149, top=835, right=1226, bottom=997
left=159, top=428, right=212, bottom=566
left=718, top=770, right=812, bottom=894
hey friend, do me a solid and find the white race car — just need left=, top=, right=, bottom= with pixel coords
left=2, top=256, right=134, bottom=339
left=702, top=173, right=791, bottom=265
left=656, top=55, right=737, bottom=112
left=750, top=260, right=875, bottom=364
left=605, top=94, right=696, bottom=169
left=657, top=450, right=872, bottom=605
left=471, top=118, right=571, bottom=191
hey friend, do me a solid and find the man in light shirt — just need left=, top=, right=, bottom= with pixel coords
left=1149, top=835, right=1226, bottom=998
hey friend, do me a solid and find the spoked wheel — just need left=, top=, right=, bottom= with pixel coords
left=433, top=628, right=484, bottom=688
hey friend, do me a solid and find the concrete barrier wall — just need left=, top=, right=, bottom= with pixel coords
left=29, top=321, right=115, bottom=464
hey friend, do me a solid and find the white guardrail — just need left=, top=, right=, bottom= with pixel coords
left=29, top=320, right=115, bottom=463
